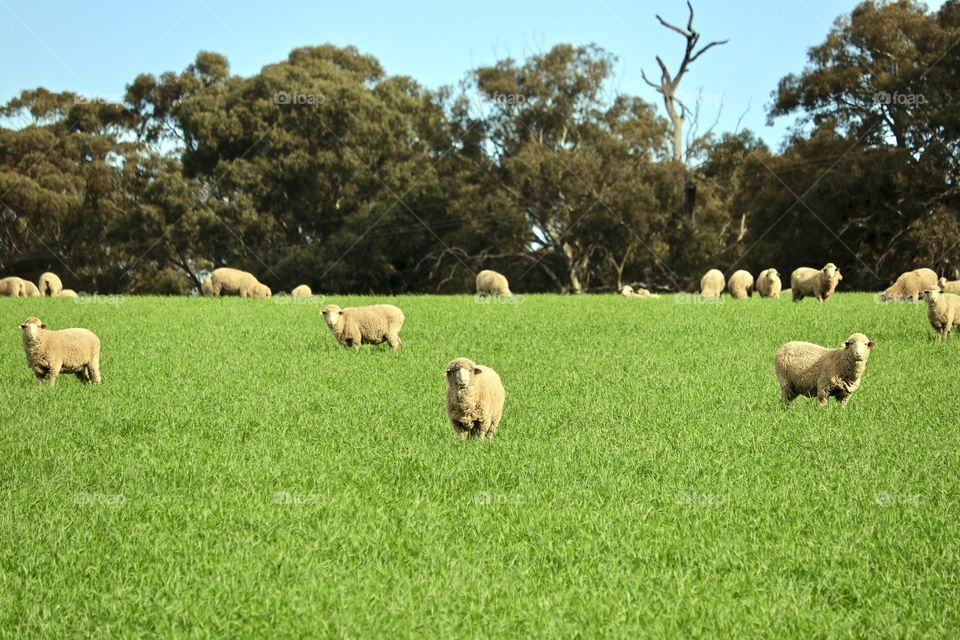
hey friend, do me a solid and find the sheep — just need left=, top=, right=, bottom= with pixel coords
left=444, top=357, right=505, bottom=441
left=922, top=288, right=960, bottom=341
left=21, top=280, right=41, bottom=297
left=207, top=267, right=267, bottom=298
left=938, top=277, right=960, bottom=294
left=620, top=285, right=658, bottom=298
left=790, top=263, right=842, bottom=303
left=38, top=272, right=63, bottom=297
left=291, top=284, right=312, bottom=297
left=700, top=269, right=725, bottom=299
left=476, top=270, right=512, bottom=297
left=774, top=333, right=875, bottom=408
left=58, top=289, right=78, bottom=298
left=727, top=270, right=754, bottom=300
left=321, top=304, right=405, bottom=351
left=756, top=269, right=782, bottom=299
left=0, top=276, right=24, bottom=297
left=880, top=268, right=937, bottom=302
left=19, top=316, right=102, bottom=386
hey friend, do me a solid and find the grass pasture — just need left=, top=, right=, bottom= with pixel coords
left=0, top=292, right=958, bottom=637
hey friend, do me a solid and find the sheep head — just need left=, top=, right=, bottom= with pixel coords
left=445, top=357, right=482, bottom=388
left=842, top=333, right=875, bottom=362
left=19, top=316, right=47, bottom=340
left=923, top=288, right=941, bottom=304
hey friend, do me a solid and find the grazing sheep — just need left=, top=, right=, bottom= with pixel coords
left=727, top=270, right=755, bottom=300
left=19, top=316, right=101, bottom=386
left=207, top=267, right=267, bottom=298
left=21, top=280, right=41, bottom=297
left=291, top=284, right=312, bottom=297
left=321, top=304, right=405, bottom=351
left=756, top=269, right=782, bottom=299
left=0, top=276, right=24, bottom=297
left=38, top=272, right=63, bottom=297
left=881, top=268, right=938, bottom=302
left=476, top=270, right=512, bottom=297
left=620, top=285, right=658, bottom=298
left=790, top=263, right=842, bottom=303
left=922, top=288, right=960, bottom=341
left=938, top=277, right=960, bottom=294
left=700, top=269, right=725, bottom=299
left=444, top=357, right=505, bottom=441
left=774, top=333, right=875, bottom=408
left=58, top=289, right=78, bottom=298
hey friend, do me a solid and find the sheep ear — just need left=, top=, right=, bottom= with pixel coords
left=473, top=367, right=483, bottom=375
left=19, top=324, right=25, bottom=329
left=40, top=323, right=47, bottom=329
left=843, top=340, right=852, bottom=348
left=867, top=341, right=875, bottom=348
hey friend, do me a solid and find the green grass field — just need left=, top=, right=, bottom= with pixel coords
left=1, top=293, right=958, bottom=637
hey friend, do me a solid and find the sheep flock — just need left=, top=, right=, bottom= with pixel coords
left=4, top=261, right=960, bottom=437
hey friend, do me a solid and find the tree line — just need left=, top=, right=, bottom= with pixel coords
left=1, top=0, right=958, bottom=295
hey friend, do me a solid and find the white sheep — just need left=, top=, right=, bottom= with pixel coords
left=756, top=268, right=782, bottom=299
left=0, top=276, right=24, bottom=297
left=444, top=356, right=505, bottom=440
left=774, top=332, right=875, bottom=407
left=476, top=270, right=512, bottom=297
left=291, top=284, right=312, bottom=297
left=38, top=272, right=63, bottom=297
left=922, top=288, right=960, bottom=341
left=321, top=304, right=405, bottom=351
left=727, top=270, right=754, bottom=300
left=58, top=289, right=78, bottom=298
left=20, top=316, right=102, bottom=386
left=790, top=263, right=842, bottom=303
left=619, top=285, right=658, bottom=298
left=207, top=267, right=268, bottom=297
left=938, top=277, right=960, bottom=294
left=700, top=269, right=725, bottom=298
left=21, top=280, right=41, bottom=297
left=880, top=268, right=937, bottom=302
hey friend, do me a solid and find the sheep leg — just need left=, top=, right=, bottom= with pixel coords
left=88, top=359, right=101, bottom=384
left=816, top=388, right=830, bottom=407
left=838, top=394, right=852, bottom=408
left=46, top=362, right=62, bottom=387
left=779, top=386, right=796, bottom=408
left=387, top=334, right=402, bottom=351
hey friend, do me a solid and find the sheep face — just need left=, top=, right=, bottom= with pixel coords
left=823, top=264, right=842, bottom=283
left=445, top=358, right=481, bottom=389
left=939, top=277, right=948, bottom=292
left=842, top=333, right=875, bottom=362
left=19, top=317, right=46, bottom=341
left=766, top=270, right=779, bottom=281
left=923, top=288, right=941, bottom=303
left=620, top=286, right=633, bottom=296
left=321, top=305, right=343, bottom=329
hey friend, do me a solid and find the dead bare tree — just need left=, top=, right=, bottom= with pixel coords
left=641, top=1, right=729, bottom=164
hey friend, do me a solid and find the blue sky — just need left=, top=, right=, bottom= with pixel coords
left=0, top=0, right=945, bottom=148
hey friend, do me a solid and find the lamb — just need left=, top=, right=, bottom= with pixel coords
left=19, top=316, right=102, bottom=386
left=291, top=284, right=312, bottom=297
left=756, top=268, right=782, bottom=299
left=700, top=269, right=725, bottom=299
left=727, top=270, right=754, bottom=299
left=476, top=270, right=512, bottom=297
left=321, top=304, right=405, bottom=351
left=880, top=268, right=937, bottom=302
left=207, top=267, right=267, bottom=298
left=0, top=276, right=24, bottom=297
left=444, top=357, right=505, bottom=441
left=38, top=272, right=63, bottom=297
left=922, top=288, right=960, bottom=341
left=790, top=263, right=842, bottom=303
left=58, top=289, right=78, bottom=298
left=774, top=333, right=875, bottom=408
left=938, top=277, right=960, bottom=294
